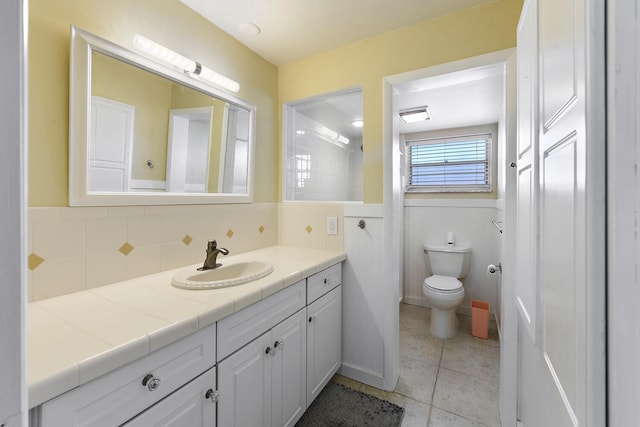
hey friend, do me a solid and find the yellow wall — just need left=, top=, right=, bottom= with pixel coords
left=278, top=0, right=522, bottom=203
left=29, top=0, right=278, bottom=206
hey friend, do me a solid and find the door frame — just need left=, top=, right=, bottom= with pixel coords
left=607, top=0, right=640, bottom=423
left=0, top=0, right=27, bottom=425
left=383, top=48, right=517, bottom=418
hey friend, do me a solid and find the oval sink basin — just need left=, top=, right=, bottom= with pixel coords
left=172, top=261, right=274, bottom=290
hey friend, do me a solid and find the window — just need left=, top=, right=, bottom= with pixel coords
left=295, top=154, right=311, bottom=188
left=406, top=133, right=492, bottom=192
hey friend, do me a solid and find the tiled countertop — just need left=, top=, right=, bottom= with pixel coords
left=28, top=245, right=345, bottom=408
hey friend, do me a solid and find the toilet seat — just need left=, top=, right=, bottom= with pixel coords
left=424, top=275, right=463, bottom=293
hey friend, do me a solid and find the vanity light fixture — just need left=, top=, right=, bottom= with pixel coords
left=336, top=135, right=350, bottom=145
left=351, top=120, right=364, bottom=128
left=132, top=34, right=240, bottom=93
left=320, top=126, right=349, bottom=144
left=399, top=106, right=431, bottom=123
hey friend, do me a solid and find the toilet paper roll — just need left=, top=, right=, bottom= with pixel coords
left=447, top=232, right=454, bottom=245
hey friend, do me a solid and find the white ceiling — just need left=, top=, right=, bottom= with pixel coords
left=179, top=0, right=505, bottom=136
left=395, top=62, right=505, bottom=134
left=180, top=0, right=495, bottom=66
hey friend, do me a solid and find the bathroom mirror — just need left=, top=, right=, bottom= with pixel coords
left=69, top=26, right=256, bottom=205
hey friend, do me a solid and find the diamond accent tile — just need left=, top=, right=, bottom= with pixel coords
left=118, top=242, right=134, bottom=256
left=226, top=229, right=234, bottom=238
left=305, top=225, right=313, bottom=234
left=182, top=234, right=193, bottom=245
left=28, top=253, right=45, bottom=270
left=258, top=225, right=265, bottom=234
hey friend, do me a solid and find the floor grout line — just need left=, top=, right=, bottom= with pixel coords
left=426, top=339, right=445, bottom=426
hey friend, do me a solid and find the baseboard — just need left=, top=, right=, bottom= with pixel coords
left=402, top=296, right=429, bottom=307
left=338, top=363, right=385, bottom=390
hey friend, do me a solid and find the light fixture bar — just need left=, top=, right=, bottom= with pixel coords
left=320, top=126, right=349, bottom=144
left=399, top=106, right=431, bottom=124
left=132, top=34, right=240, bottom=93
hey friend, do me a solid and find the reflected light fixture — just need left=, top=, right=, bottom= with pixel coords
left=399, top=106, right=431, bottom=123
left=351, top=120, right=364, bottom=128
left=320, top=126, right=349, bottom=144
left=132, top=34, right=240, bottom=93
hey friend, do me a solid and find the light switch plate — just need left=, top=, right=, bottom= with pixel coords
left=326, top=216, right=338, bottom=235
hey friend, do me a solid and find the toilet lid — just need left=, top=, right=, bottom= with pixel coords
left=425, top=275, right=462, bottom=291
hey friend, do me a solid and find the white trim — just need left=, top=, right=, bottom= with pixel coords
left=0, top=0, right=26, bottom=424
left=404, top=198, right=498, bottom=208
left=607, top=0, right=640, bottom=424
left=128, top=179, right=167, bottom=191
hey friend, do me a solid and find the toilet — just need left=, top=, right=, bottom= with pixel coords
left=422, top=243, right=471, bottom=338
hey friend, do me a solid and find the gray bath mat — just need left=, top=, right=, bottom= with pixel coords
left=296, top=381, right=405, bottom=426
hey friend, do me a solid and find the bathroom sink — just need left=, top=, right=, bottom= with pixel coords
left=171, top=261, right=274, bottom=290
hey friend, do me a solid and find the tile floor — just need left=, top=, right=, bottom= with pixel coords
left=333, top=303, right=501, bottom=427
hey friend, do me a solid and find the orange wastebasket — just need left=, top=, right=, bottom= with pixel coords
left=471, top=300, right=490, bottom=339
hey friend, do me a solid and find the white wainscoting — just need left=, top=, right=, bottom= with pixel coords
left=403, top=199, right=501, bottom=317
left=339, top=204, right=386, bottom=389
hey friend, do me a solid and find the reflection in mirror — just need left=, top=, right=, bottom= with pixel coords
left=70, top=26, right=255, bottom=205
left=284, top=88, right=363, bottom=201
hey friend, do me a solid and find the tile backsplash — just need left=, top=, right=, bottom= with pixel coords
left=28, top=203, right=278, bottom=302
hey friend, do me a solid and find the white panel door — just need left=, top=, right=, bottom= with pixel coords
left=89, top=96, right=134, bottom=191
left=218, top=331, right=272, bottom=427
left=515, top=0, right=606, bottom=424
left=271, top=309, right=307, bottom=427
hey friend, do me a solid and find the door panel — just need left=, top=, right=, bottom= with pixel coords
left=89, top=96, right=133, bottom=191
left=540, top=0, right=577, bottom=127
left=541, top=136, right=579, bottom=421
left=218, top=332, right=271, bottom=427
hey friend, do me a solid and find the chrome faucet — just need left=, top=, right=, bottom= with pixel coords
left=197, top=240, right=229, bottom=270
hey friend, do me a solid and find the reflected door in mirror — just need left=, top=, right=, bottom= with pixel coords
left=89, top=96, right=134, bottom=191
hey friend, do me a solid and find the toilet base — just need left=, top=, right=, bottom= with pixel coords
left=429, top=307, right=459, bottom=339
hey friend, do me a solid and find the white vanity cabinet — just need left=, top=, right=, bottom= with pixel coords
left=31, top=261, right=343, bottom=427
left=36, top=324, right=216, bottom=427
left=306, top=264, right=342, bottom=406
left=217, top=309, right=307, bottom=427
left=217, top=281, right=307, bottom=427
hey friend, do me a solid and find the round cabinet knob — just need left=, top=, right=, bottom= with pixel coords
left=142, top=374, right=161, bottom=392
left=265, top=346, right=272, bottom=355
left=274, top=339, right=284, bottom=349
left=323, top=278, right=328, bottom=284
left=205, top=388, right=220, bottom=402
left=308, top=316, right=313, bottom=323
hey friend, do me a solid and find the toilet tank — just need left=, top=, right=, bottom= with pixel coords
left=423, top=244, right=471, bottom=279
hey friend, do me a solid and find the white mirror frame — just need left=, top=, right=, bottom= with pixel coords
left=69, top=26, right=256, bottom=206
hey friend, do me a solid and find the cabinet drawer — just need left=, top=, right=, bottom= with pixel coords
left=217, top=280, right=306, bottom=361
left=124, top=367, right=216, bottom=426
left=40, top=324, right=216, bottom=427
left=307, top=263, right=342, bottom=304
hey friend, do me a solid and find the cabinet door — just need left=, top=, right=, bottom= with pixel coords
left=306, top=285, right=342, bottom=406
left=271, top=309, right=307, bottom=427
left=218, top=331, right=272, bottom=427
left=123, top=368, right=216, bottom=427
